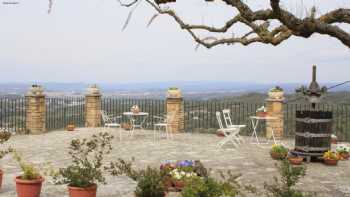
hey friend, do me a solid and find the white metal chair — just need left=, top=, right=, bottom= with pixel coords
left=153, top=112, right=175, bottom=141
left=222, top=109, right=246, bottom=143
left=101, top=110, right=123, bottom=140
left=216, top=111, right=243, bottom=149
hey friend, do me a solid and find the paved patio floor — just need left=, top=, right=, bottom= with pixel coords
left=0, top=128, right=349, bottom=197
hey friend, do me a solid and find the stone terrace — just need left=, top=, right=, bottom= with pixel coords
left=0, top=128, right=349, bottom=197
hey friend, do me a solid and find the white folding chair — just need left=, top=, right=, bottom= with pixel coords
left=216, top=111, right=241, bottom=149
left=222, top=109, right=246, bottom=143
left=101, top=110, right=123, bottom=140
left=153, top=112, right=174, bottom=141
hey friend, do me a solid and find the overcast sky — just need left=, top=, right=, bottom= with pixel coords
left=0, top=0, right=349, bottom=84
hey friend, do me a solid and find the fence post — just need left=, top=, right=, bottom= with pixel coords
left=25, top=85, right=46, bottom=134
left=266, top=89, right=285, bottom=139
left=85, top=84, right=102, bottom=128
left=166, top=88, right=184, bottom=133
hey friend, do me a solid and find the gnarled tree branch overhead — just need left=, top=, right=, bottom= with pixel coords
left=118, top=0, right=350, bottom=48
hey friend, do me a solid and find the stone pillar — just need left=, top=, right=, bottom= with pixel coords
left=266, top=88, right=285, bottom=139
left=25, top=85, right=46, bottom=134
left=166, top=88, right=184, bottom=133
left=85, top=85, right=102, bottom=127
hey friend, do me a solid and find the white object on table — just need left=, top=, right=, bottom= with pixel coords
left=249, top=116, right=278, bottom=145
left=123, top=112, right=149, bottom=138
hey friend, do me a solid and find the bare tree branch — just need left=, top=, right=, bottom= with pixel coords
left=118, top=0, right=350, bottom=49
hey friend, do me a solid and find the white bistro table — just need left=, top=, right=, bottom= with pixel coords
left=249, top=116, right=279, bottom=145
left=123, top=112, right=149, bottom=131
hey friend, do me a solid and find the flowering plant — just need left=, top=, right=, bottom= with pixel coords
left=336, top=145, right=350, bottom=154
left=323, top=151, right=340, bottom=160
left=271, top=144, right=288, bottom=155
left=169, top=168, right=197, bottom=181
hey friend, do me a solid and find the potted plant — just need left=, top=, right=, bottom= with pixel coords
left=13, top=151, right=44, bottom=197
left=0, top=130, right=12, bottom=189
left=256, top=106, right=268, bottom=117
left=52, top=132, right=114, bottom=197
left=106, top=158, right=167, bottom=197
left=268, top=86, right=284, bottom=100
left=323, top=150, right=340, bottom=166
left=66, top=122, right=75, bottom=131
left=336, top=145, right=350, bottom=160
left=287, top=154, right=304, bottom=165
left=270, top=144, right=288, bottom=160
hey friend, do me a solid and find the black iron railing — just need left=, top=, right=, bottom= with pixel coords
left=184, top=100, right=264, bottom=134
left=0, top=97, right=26, bottom=133
left=1, top=96, right=350, bottom=141
left=46, top=97, right=85, bottom=131
left=101, top=98, right=166, bottom=129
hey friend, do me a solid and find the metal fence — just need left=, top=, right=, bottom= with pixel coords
left=101, top=98, right=166, bottom=129
left=0, top=97, right=26, bottom=133
left=1, top=96, right=350, bottom=141
left=184, top=100, right=264, bottom=135
left=46, top=97, right=85, bottom=131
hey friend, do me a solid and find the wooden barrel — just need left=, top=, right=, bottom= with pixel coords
left=294, top=110, right=332, bottom=157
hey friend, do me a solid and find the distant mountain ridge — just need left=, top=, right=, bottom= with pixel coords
left=0, top=81, right=349, bottom=95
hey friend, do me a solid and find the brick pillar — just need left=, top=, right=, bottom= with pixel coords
left=85, top=85, right=102, bottom=127
left=166, top=88, right=184, bottom=133
left=266, top=90, right=285, bottom=139
left=25, top=85, right=46, bottom=134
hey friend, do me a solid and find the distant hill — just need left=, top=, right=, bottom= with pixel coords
left=0, top=81, right=349, bottom=101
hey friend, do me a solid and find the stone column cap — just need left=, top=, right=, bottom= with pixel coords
left=26, top=84, right=45, bottom=96
left=266, top=98, right=285, bottom=102
left=86, top=84, right=101, bottom=96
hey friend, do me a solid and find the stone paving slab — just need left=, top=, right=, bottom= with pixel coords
left=0, top=128, right=349, bottom=197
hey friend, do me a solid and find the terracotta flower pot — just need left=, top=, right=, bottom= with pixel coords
left=257, top=111, right=268, bottom=117
left=15, top=176, right=44, bottom=197
left=0, top=169, right=3, bottom=189
left=173, top=180, right=184, bottom=190
left=288, top=157, right=304, bottom=165
left=67, top=124, right=75, bottom=131
left=68, top=184, right=97, bottom=197
left=323, top=158, right=339, bottom=166
left=270, top=152, right=287, bottom=160
left=340, top=152, right=349, bottom=160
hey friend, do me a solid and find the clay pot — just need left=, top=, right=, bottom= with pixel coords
left=340, top=152, right=349, bottom=160
left=256, top=111, right=268, bottom=117
left=15, top=176, right=44, bottom=197
left=0, top=169, right=3, bottom=189
left=173, top=180, right=185, bottom=190
left=216, top=130, right=225, bottom=137
left=67, top=124, right=75, bottom=131
left=270, top=152, right=287, bottom=160
left=288, top=157, right=304, bottom=165
left=323, top=158, right=339, bottom=166
left=68, top=184, right=97, bottom=197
